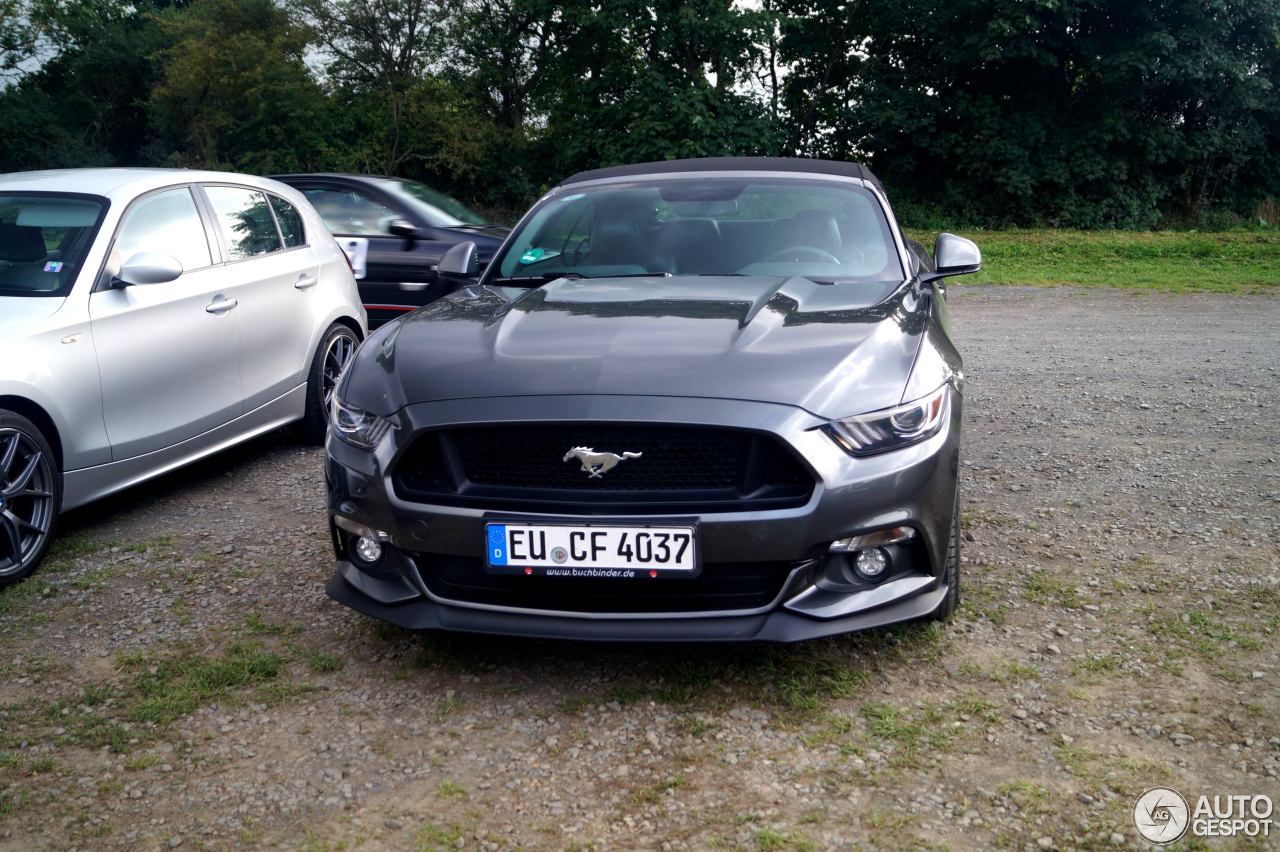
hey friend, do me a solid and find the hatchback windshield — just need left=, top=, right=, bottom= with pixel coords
left=492, top=178, right=902, bottom=283
left=0, top=193, right=106, bottom=297
left=379, top=179, right=490, bottom=228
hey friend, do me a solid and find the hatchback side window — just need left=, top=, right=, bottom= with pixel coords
left=115, top=188, right=212, bottom=273
left=302, top=188, right=396, bottom=236
left=268, top=195, right=305, bottom=248
left=204, top=186, right=283, bottom=259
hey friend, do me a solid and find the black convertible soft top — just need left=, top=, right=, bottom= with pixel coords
left=561, top=157, right=883, bottom=193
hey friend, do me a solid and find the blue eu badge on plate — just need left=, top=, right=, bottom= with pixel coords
left=487, top=525, right=508, bottom=565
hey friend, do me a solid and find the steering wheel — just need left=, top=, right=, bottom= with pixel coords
left=765, top=245, right=841, bottom=264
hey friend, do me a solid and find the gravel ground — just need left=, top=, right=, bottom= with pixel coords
left=1, top=286, right=1277, bottom=851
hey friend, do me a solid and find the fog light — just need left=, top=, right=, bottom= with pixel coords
left=354, top=536, right=383, bottom=564
left=854, top=547, right=889, bottom=580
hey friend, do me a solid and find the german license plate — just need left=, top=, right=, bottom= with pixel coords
left=484, top=522, right=698, bottom=578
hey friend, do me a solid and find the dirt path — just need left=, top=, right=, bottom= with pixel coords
left=1, top=286, right=1277, bottom=850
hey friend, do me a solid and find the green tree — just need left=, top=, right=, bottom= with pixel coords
left=0, top=1, right=165, bottom=171
left=537, top=0, right=781, bottom=177
left=1, top=0, right=51, bottom=82
left=289, top=0, right=450, bottom=172
left=781, top=0, right=1280, bottom=227
left=147, top=0, right=332, bottom=172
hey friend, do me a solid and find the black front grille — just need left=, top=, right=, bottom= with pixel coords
left=413, top=552, right=805, bottom=613
left=393, top=423, right=814, bottom=514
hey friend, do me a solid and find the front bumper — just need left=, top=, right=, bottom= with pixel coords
left=324, top=393, right=961, bottom=642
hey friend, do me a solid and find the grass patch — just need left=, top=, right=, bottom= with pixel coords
left=434, top=781, right=468, bottom=798
left=415, top=820, right=465, bottom=850
left=0, top=788, right=28, bottom=823
left=243, top=611, right=304, bottom=637
left=433, top=693, right=463, bottom=722
left=301, top=649, right=344, bottom=674
left=859, top=701, right=958, bottom=766
left=40, top=531, right=101, bottom=571
left=988, top=660, right=1039, bottom=684
left=768, top=653, right=870, bottom=717
left=630, top=774, right=686, bottom=807
left=1146, top=605, right=1269, bottom=661
left=753, top=828, right=815, bottom=851
left=996, top=779, right=1052, bottom=813
left=1074, top=653, right=1123, bottom=675
left=118, top=642, right=285, bottom=725
left=0, top=580, right=53, bottom=615
left=906, top=229, right=1280, bottom=293
left=123, top=753, right=163, bottom=771
left=959, top=574, right=1010, bottom=625
left=1022, top=570, right=1082, bottom=609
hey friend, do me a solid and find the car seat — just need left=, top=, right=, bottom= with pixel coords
left=587, top=219, right=651, bottom=270
left=654, top=218, right=726, bottom=274
left=0, top=224, right=54, bottom=292
left=767, top=210, right=843, bottom=258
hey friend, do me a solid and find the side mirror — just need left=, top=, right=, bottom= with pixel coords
left=115, top=252, right=183, bottom=287
left=437, top=241, right=478, bottom=279
left=931, top=233, right=981, bottom=278
left=388, top=219, right=420, bottom=242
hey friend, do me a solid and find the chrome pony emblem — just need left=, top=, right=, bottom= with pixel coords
left=562, top=447, right=642, bottom=478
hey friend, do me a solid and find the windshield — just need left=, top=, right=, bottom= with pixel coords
left=491, top=177, right=903, bottom=283
left=0, top=193, right=107, bottom=297
left=379, top=179, right=489, bottom=228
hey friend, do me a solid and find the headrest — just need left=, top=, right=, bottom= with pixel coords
left=0, top=224, right=48, bottom=262
left=657, top=218, right=722, bottom=249
left=770, top=209, right=842, bottom=257
left=589, top=220, right=648, bottom=265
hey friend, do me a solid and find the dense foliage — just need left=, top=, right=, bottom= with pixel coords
left=0, top=0, right=1276, bottom=227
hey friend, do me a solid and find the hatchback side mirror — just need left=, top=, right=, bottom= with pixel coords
left=437, top=241, right=478, bottom=279
left=931, top=233, right=981, bottom=278
left=115, top=252, right=183, bottom=287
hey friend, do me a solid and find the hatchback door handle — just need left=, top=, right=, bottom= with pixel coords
left=206, top=297, right=238, bottom=314
left=294, top=274, right=319, bottom=290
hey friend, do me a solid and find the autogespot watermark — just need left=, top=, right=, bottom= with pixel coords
left=1133, top=786, right=1274, bottom=844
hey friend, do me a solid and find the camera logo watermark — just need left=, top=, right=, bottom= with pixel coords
left=1133, top=788, right=1189, bottom=844
left=1133, top=787, right=1274, bottom=844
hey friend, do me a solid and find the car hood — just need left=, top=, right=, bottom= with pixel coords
left=443, top=224, right=509, bottom=240
left=0, top=296, right=66, bottom=335
left=439, top=225, right=508, bottom=256
left=345, top=275, right=927, bottom=420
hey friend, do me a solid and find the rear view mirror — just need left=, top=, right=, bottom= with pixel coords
left=437, top=241, right=477, bottom=279
left=932, top=233, right=981, bottom=277
left=116, top=252, right=183, bottom=287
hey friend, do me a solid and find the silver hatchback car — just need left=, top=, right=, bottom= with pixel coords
left=0, top=169, right=367, bottom=585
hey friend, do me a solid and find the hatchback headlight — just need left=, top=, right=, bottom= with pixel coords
left=823, top=383, right=949, bottom=457
left=330, top=396, right=392, bottom=450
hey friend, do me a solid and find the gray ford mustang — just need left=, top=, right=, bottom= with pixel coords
left=323, top=157, right=981, bottom=642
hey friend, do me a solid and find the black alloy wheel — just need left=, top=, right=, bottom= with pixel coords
left=0, top=413, right=60, bottom=587
left=302, top=324, right=362, bottom=443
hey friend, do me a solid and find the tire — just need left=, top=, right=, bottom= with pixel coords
left=932, top=497, right=961, bottom=621
left=0, top=410, right=61, bottom=588
left=301, top=323, right=360, bottom=444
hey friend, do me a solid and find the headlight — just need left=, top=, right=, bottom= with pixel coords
left=823, top=383, right=949, bottom=457
left=329, top=396, right=393, bottom=450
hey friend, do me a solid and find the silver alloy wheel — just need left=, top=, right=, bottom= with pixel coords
left=322, top=332, right=356, bottom=410
left=0, top=428, right=55, bottom=577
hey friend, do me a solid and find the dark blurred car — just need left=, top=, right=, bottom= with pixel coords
left=271, top=174, right=508, bottom=327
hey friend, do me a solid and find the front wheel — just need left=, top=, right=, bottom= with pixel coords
left=0, top=411, right=61, bottom=588
left=932, top=499, right=961, bottom=621
left=302, top=323, right=360, bottom=444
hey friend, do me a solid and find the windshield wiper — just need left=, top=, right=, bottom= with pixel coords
left=488, top=272, right=585, bottom=285
left=488, top=272, right=671, bottom=286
